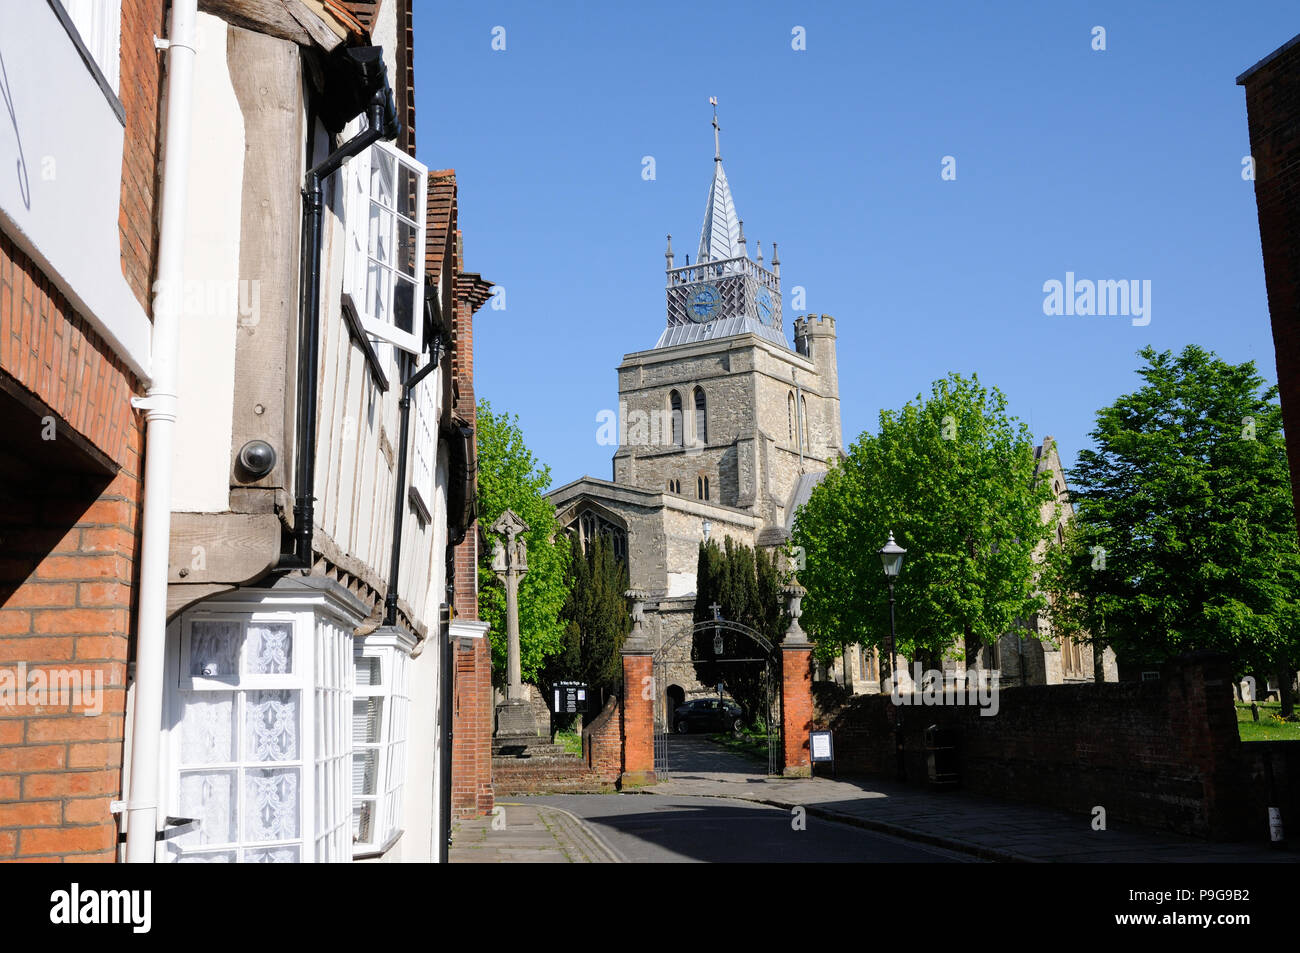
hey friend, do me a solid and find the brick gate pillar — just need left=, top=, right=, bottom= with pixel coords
left=780, top=584, right=813, bottom=777
left=620, top=589, right=656, bottom=787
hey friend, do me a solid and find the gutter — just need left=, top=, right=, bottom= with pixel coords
left=124, top=0, right=198, bottom=863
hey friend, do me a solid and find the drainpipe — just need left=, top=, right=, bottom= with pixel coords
left=382, top=346, right=441, bottom=627
left=279, top=72, right=398, bottom=570
left=124, top=0, right=198, bottom=863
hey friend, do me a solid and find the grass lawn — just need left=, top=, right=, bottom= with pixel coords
left=1236, top=702, right=1300, bottom=741
left=554, top=729, right=583, bottom=755
left=708, top=728, right=769, bottom=763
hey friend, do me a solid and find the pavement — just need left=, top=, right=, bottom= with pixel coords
left=449, top=801, right=622, bottom=863
left=452, top=736, right=1300, bottom=863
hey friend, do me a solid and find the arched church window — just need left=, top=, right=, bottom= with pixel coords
left=787, top=392, right=795, bottom=443
left=694, top=387, right=707, bottom=444
left=669, top=390, right=683, bottom=447
left=800, top=396, right=809, bottom=451
left=697, top=475, right=710, bottom=501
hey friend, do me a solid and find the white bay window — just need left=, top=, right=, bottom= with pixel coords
left=160, top=588, right=361, bottom=863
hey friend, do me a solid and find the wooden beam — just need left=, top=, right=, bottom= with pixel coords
left=168, top=512, right=282, bottom=585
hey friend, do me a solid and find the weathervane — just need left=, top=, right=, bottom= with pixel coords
left=710, top=96, right=721, bottom=162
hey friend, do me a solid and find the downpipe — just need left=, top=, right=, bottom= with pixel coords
left=124, top=0, right=198, bottom=863
left=280, top=87, right=397, bottom=570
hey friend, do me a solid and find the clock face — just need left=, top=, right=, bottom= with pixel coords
left=756, top=288, right=774, bottom=324
left=689, top=284, right=721, bottom=323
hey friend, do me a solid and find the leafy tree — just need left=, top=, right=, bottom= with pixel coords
left=476, top=400, right=571, bottom=685
left=692, top=537, right=787, bottom=725
left=1040, top=346, right=1300, bottom=710
left=792, top=373, right=1055, bottom=672
left=542, top=533, right=630, bottom=718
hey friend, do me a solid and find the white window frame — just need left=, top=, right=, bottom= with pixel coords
left=159, top=596, right=357, bottom=863
left=409, top=360, right=439, bottom=518
left=352, top=630, right=415, bottom=856
left=343, top=139, right=428, bottom=355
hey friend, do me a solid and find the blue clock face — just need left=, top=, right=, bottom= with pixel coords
left=756, top=288, right=774, bottom=324
left=690, top=284, right=720, bottom=323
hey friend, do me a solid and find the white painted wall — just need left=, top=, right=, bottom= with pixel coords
left=0, top=2, right=151, bottom=378
left=171, top=13, right=244, bottom=512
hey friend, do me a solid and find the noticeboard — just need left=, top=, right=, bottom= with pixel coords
left=552, top=680, right=589, bottom=714
left=810, top=729, right=834, bottom=763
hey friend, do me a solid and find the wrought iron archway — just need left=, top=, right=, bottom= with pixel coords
left=652, top=610, right=781, bottom=777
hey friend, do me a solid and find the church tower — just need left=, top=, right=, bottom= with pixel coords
left=548, top=100, right=843, bottom=684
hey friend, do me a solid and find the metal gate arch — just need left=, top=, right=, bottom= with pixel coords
left=652, top=616, right=782, bottom=776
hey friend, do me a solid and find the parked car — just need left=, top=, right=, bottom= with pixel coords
left=674, top=698, right=745, bottom=735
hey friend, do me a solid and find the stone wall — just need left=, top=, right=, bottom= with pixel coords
left=814, top=652, right=1248, bottom=839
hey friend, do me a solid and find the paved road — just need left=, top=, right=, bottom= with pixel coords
left=528, top=791, right=977, bottom=862
left=529, top=736, right=972, bottom=862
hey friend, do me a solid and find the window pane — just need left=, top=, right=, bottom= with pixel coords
left=355, top=656, right=382, bottom=688
left=352, top=697, right=381, bottom=745
left=180, top=692, right=235, bottom=764
left=245, top=845, right=300, bottom=863
left=396, top=162, right=420, bottom=220
left=367, top=261, right=388, bottom=324
left=393, top=276, right=415, bottom=334
left=190, top=621, right=241, bottom=678
left=353, top=749, right=379, bottom=796
left=176, top=769, right=238, bottom=846
left=368, top=204, right=393, bottom=265
left=370, top=150, right=395, bottom=206
left=353, top=801, right=373, bottom=843
left=244, top=768, right=300, bottom=842
left=245, top=690, right=300, bottom=762
left=395, top=218, right=418, bottom=277
left=245, top=623, right=292, bottom=675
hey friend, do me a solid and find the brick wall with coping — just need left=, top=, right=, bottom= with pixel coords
left=582, top=693, right=623, bottom=783
left=620, top=653, right=654, bottom=785
left=781, top=645, right=813, bottom=776
left=814, top=653, right=1252, bottom=839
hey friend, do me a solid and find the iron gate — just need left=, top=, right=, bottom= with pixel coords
left=652, top=615, right=781, bottom=777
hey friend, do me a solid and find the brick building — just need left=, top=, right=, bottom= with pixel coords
left=0, top=0, right=492, bottom=862
left=1239, top=34, right=1300, bottom=535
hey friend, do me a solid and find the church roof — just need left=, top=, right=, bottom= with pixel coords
left=655, top=317, right=789, bottom=350
left=697, top=161, right=743, bottom=264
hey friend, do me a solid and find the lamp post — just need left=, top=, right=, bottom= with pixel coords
left=878, top=531, right=907, bottom=781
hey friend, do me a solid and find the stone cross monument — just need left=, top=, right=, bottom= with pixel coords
left=490, top=509, right=536, bottom=738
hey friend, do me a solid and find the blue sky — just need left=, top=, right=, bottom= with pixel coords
left=414, top=0, right=1296, bottom=488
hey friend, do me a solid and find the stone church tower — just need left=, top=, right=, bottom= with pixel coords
left=548, top=106, right=843, bottom=698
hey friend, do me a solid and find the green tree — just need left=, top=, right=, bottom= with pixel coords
left=542, top=533, right=630, bottom=716
left=792, top=373, right=1055, bottom=672
left=692, top=537, right=787, bottom=725
left=476, top=400, right=571, bottom=685
left=1040, top=346, right=1300, bottom=710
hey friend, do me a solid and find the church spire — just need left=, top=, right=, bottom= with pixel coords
left=697, top=97, right=743, bottom=263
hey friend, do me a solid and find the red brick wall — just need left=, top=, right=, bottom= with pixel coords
left=1241, top=42, right=1300, bottom=534
left=781, top=646, right=813, bottom=776
left=451, top=633, right=493, bottom=817
left=815, top=654, right=1247, bottom=838
left=620, top=653, right=654, bottom=783
left=0, top=232, right=145, bottom=863
left=0, top=0, right=163, bottom=862
left=583, top=693, right=623, bottom=783
left=118, top=0, right=167, bottom=309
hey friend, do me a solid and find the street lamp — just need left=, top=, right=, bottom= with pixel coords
left=878, top=531, right=907, bottom=780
